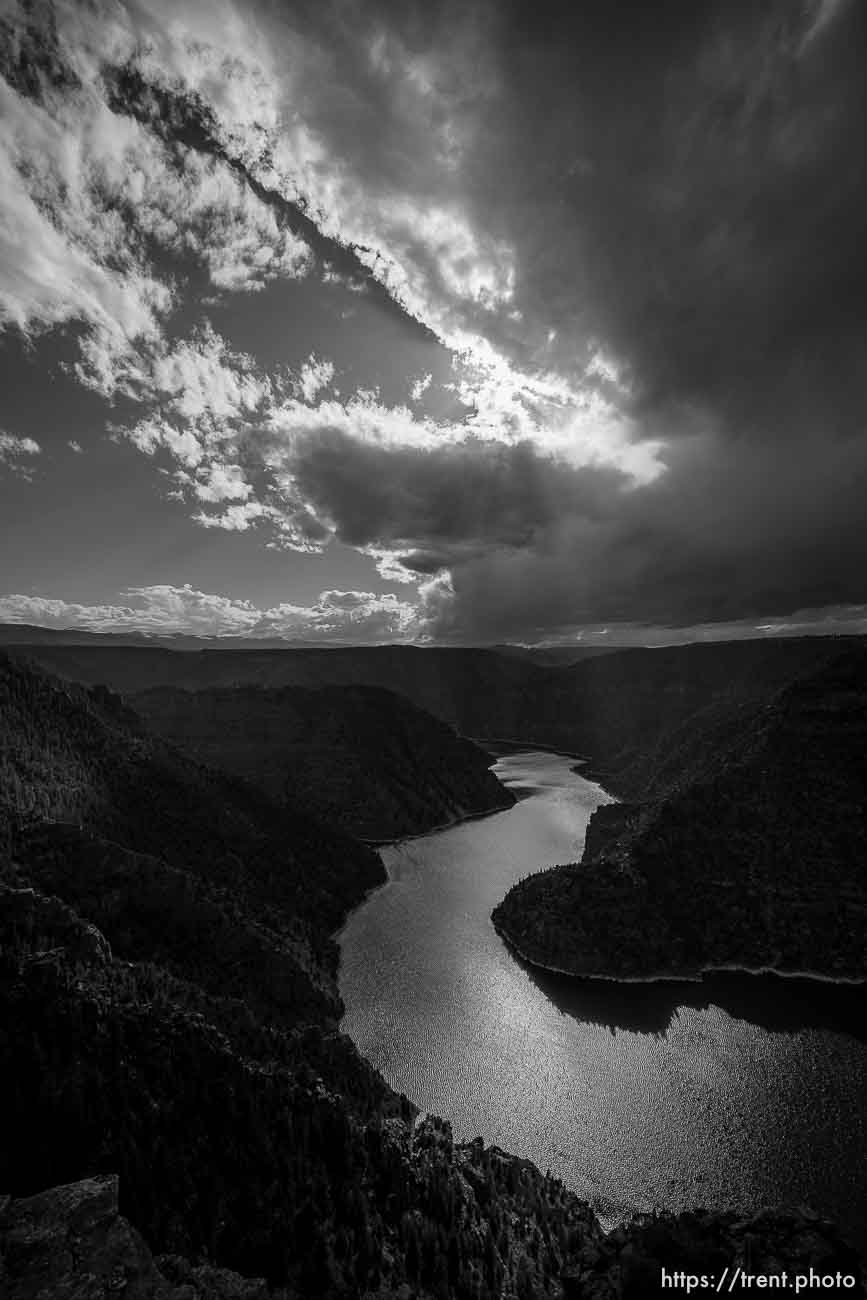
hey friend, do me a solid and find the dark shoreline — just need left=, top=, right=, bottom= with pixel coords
left=354, top=789, right=516, bottom=848
left=468, top=735, right=592, bottom=763
left=354, top=737, right=606, bottom=849
left=488, top=742, right=867, bottom=991
left=493, top=918, right=867, bottom=989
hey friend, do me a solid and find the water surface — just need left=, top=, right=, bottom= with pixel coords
left=339, top=749, right=867, bottom=1239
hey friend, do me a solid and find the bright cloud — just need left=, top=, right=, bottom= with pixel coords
left=23, top=0, right=643, bottom=467
left=410, top=372, right=432, bottom=402
left=0, top=4, right=311, bottom=384
left=0, top=431, right=41, bottom=476
left=1, top=0, right=663, bottom=563
left=0, top=74, right=170, bottom=346
left=0, top=432, right=41, bottom=458
left=0, top=584, right=423, bottom=641
left=294, top=355, right=335, bottom=403
left=94, top=319, right=659, bottom=566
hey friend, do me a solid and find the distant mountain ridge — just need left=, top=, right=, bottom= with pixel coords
left=6, top=635, right=861, bottom=768
left=0, top=622, right=354, bottom=650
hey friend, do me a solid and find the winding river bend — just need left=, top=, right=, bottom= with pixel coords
left=339, top=749, right=867, bottom=1242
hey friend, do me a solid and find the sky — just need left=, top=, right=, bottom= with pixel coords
left=0, top=0, right=866, bottom=645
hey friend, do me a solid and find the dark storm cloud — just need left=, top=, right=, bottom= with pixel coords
left=454, top=0, right=867, bottom=429
left=3, top=0, right=866, bottom=641
left=252, top=0, right=867, bottom=635
left=358, top=0, right=867, bottom=635
left=256, top=0, right=865, bottom=636
left=267, top=0, right=867, bottom=400
left=285, top=418, right=867, bottom=639
left=290, top=429, right=625, bottom=551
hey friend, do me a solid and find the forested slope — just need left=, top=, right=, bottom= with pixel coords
left=8, top=636, right=858, bottom=789
left=494, top=649, right=867, bottom=981
left=2, top=652, right=863, bottom=1295
left=132, top=682, right=513, bottom=840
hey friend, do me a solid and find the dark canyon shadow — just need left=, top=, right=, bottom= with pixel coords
left=519, top=959, right=867, bottom=1042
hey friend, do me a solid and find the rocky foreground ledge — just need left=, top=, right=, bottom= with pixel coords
left=0, top=1175, right=269, bottom=1300
left=1, top=1172, right=862, bottom=1300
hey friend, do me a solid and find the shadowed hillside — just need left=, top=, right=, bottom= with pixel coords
left=2, top=653, right=861, bottom=1293
left=0, top=651, right=592, bottom=1295
left=3, top=643, right=550, bottom=735
left=7, top=637, right=860, bottom=790
left=133, top=682, right=514, bottom=841
left=494, top=649, right=867, bottom=982
left=0, top=652, right=383, bottom=959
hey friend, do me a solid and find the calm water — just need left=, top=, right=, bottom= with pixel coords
left=339, top=750, right=867, bottom=1242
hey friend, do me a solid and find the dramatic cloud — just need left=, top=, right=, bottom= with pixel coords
left=0, top=1, right=311, bottom=377
left=2, top=0, right=866, bottom=643
left=425, top=430, right=867, bottom=641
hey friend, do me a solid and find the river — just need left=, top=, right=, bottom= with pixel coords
left=338, top=749, right=867, bottom=1242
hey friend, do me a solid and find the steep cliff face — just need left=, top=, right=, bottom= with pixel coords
left=132, top=683, right=514, bottom=841
left=494, top=649, right=867, bottom=981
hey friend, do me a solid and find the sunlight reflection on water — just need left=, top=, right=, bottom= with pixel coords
left=339, top=750, right=867, bottom=1239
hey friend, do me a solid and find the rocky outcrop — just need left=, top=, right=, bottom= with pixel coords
left=0, top=1175, right=269, bottom=1300
left=0, top=1174, right=168, bottom=1299
left=2, top=1175, right=861, bottom=1300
